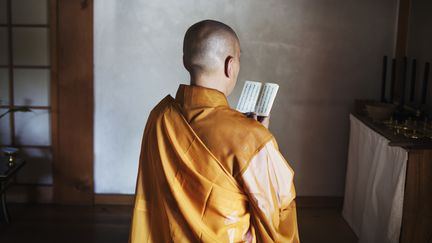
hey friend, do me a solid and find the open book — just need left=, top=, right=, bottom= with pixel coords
left=236, top=81, right=279, bottom=117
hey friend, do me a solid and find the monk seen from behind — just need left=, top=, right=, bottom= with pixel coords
left=129, top=19, right=300, bottom=243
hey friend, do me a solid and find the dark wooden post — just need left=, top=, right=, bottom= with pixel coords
left=52, top=0, right=94, bottom=205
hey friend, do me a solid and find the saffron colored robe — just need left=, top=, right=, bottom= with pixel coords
left=129, top=85, right=299, bottom=242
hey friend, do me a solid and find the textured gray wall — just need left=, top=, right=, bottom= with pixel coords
left=408, top=0, right=432, bottom=63
left=94, top=0, right=398, bottom=195
left=407, top=0, right=432, bottom=112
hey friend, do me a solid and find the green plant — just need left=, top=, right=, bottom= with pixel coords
left=0, top=107, right=32, bottom=119
left=0, top=99, right=32, bottom=119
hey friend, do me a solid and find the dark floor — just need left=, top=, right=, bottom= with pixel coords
left=0, top=204, right=357, bottom=243
left=297, top=207, right=357, bottom=243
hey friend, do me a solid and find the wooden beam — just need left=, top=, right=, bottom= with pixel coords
left=6, top=0, right=16, bottom=146
left=49, top=0, right=59, bottom=204
left=53, top=0, right=94, bottom=205
left=395, top=0, right=411, bottom=59
left=94, top=194, right=135, bottom=206
left=393, top=0, right=412, bottom=102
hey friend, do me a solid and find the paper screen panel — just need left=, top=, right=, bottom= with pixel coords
left=0, top=68, right=8, bottom=105
left=12, top=0, right=48, bottom=24
left=0, top=108, right=11, bottom=145
left=14, top=69, right=50, bottom=106
left=0, top=0, right=6, bottom=24
left=14, top=109, right=50, bottom=146
left=255, top=83, right=279, bottom=116
left=0, top=27, right=7, bottom=65
left=13, top=27, right=50, bottom=65
left=236, top=81, right=262, bottom=113
left=16, top=147, right=52, bottom=184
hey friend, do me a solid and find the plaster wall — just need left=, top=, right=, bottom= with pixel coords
left=407, top=0, right=432, bottom=112
left=94, top=0, right=398, bottom=195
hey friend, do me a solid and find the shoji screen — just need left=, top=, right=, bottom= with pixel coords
left=0, top=0, right=52, bottom=186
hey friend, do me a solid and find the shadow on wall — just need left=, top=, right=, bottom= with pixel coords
left=229, top=0, right=397, bottom=196
left=408, top=0, right=432, bottom=115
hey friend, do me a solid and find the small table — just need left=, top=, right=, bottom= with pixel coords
left=0, top=156, right=26, bottom=224
left=343, top=113, right=432, bottom=243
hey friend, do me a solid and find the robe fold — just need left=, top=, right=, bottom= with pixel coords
left=129, top=85, right=299, bottom=242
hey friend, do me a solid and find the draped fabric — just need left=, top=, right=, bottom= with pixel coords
left=129, top=85, right=299, bottom=242
left=343, top=115, right=408, bottom=243
left=130, top=96, right=251, bottom=242
left=242, top=140, right=299, bottom=243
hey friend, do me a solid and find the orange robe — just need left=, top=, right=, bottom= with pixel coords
left=129, top=85, right=299, bottom=242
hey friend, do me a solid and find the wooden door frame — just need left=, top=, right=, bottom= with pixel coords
left=51, top=0, right=94, bottom=205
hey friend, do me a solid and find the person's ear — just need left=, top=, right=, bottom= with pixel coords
left=224, top=56, right=234, bottom=78
left=183, top=55, right=187, bottom=69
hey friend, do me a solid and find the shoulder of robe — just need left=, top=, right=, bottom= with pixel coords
left=142, top=95, right=176, bottom=137
left=215, top=107, right=274, bottom=152
left=191, top=106, right=274, bottom=176
left=148, top=95, right=174, bottom=118
left=215, top=107, right=273, bottom=140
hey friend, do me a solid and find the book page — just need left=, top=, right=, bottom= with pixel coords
left=236, top=81, right=262, bottom=113
left=255, top=83, right=279, bottom=116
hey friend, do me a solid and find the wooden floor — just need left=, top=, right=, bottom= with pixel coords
left=0, top=204, right=357, bottom=243
left=297, top=207, right=357, bottom=243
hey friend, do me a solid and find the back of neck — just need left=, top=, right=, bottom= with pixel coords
left=190, top=75, right=227, bottom=96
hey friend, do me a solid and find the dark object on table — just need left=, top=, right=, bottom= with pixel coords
left=401, top=57, right=408, bottom=106
left=379, top=56, right=430, bottom=120
left=0, top=156, right=26, bottom=224
left=409, top=59, right=417, bottom=102
left=390, top=58, right=397, bottom=103
left=365, top=102, right=397, bottom=121
left=421, top=62, right=430, bottom=105
left=381, top=56, right=388, bottom=102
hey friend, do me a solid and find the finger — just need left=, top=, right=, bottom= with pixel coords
left=257, top=116, right=269, bottom=122
left=245, top=112, right=257, bottom=120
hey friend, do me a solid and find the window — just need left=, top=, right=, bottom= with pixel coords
left=0, top=0, right=52, bottom=185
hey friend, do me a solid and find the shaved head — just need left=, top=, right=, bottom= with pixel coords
left=183, top=20, right=240, bottom=78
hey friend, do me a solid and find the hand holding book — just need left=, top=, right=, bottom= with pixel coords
left=245, top=112, right=270, bottom=128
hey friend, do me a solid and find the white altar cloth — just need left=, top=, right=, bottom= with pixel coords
left=342, top=115, right=408, bottom=243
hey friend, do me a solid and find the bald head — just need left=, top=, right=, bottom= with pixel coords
left=183, top=20, right=240, bottom=78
